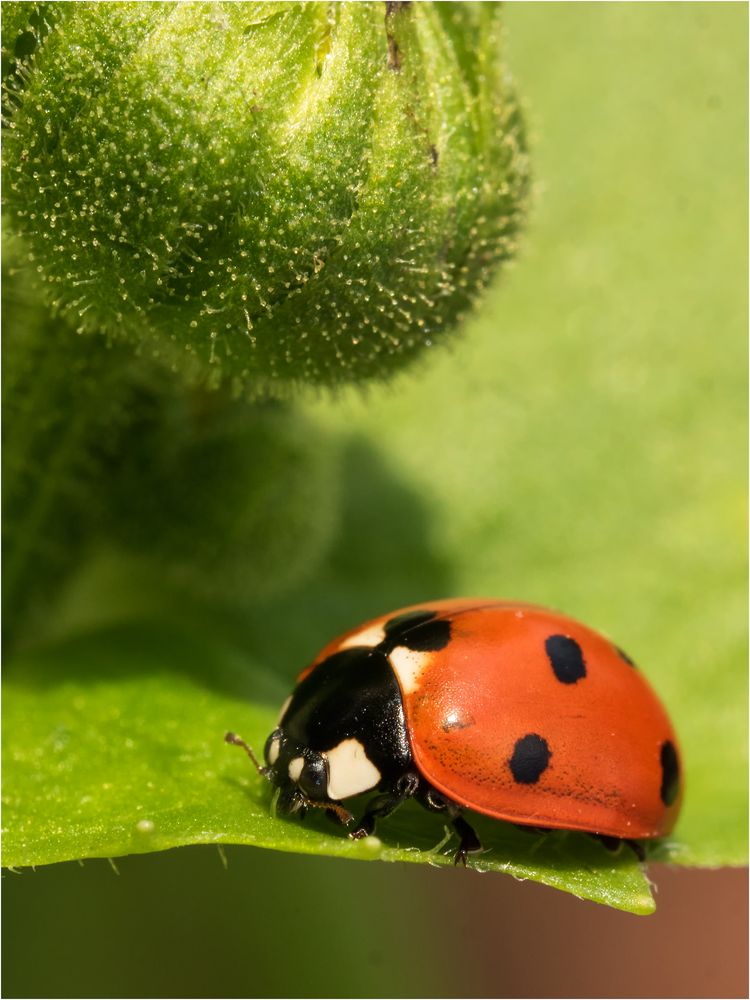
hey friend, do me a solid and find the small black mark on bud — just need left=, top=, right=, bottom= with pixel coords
left=387, top=34, right=401, bottom=72
left=385, top=1, right=410, bottom=71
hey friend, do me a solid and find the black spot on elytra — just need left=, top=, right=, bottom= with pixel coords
left=384, top=609, right=437, bottom=636
left=660, top=740, right=680, bottom=806
left=382, top=610, right=451, bottom=653
left=400, top=618, right=451, bottom=652
left=509, top=734, right=551, bottom=784
left=545, top=634, right=587, bottom=684
left=615, top=645, right=637, bottom=668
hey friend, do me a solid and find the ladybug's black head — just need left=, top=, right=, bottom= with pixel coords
left=264, top=727, right=326, bottom=801
left=225, top=728, right=347, bottom=820
left=262, top=727, right=354, bottom=824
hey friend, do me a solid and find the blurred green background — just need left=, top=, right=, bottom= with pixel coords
left=3, top=3, right=747, bottom=996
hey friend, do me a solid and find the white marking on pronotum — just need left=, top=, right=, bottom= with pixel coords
left=388, top=646, right=432, bottom=695
left=288, top=756, right=304, bottom=782
left=276, top=696, right=292, bottom=725
left=325, top=739, right=381, bottom=801
left=267, top=735, right=281, bottom=766
left=337, top=622, right=387, bottom=650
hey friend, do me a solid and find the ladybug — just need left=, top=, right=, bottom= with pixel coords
left=226, top=599, right=682, bottom=862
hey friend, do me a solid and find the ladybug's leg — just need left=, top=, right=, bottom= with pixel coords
left=628, top=839, right=647, bottom=862
left=450, top=814, right=482, bottom=867
left=418, top=786, right=483, bottom=866
left=349, top=772, right=419, bottom=840
left=591, top=833, right=646, bottom=861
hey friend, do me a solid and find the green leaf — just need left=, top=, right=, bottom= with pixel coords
left=2, top=622, right=655, bottom=914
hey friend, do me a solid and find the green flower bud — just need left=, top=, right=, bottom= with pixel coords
left=4, top=1, right=528, bottom=388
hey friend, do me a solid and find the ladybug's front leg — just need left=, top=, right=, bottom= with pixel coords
left=419, top=786, right=483, bottom=866
left=349, top=772, right=420, bottom=840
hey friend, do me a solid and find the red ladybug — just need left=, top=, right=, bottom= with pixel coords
left=226, top=599, right=682, bottom=862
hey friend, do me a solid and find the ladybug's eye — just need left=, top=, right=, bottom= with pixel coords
left=297, top=754, right=329, bottom=801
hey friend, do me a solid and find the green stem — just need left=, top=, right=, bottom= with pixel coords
left=2, top=313, right=133, bottom=649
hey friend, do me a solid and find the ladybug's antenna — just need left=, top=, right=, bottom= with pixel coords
left=225, top=731, right=269, bottom=777
left=304, top=797, right=354, bottom=826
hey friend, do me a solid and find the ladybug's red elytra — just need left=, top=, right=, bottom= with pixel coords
left=226, top=599, right=682, bottom=863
